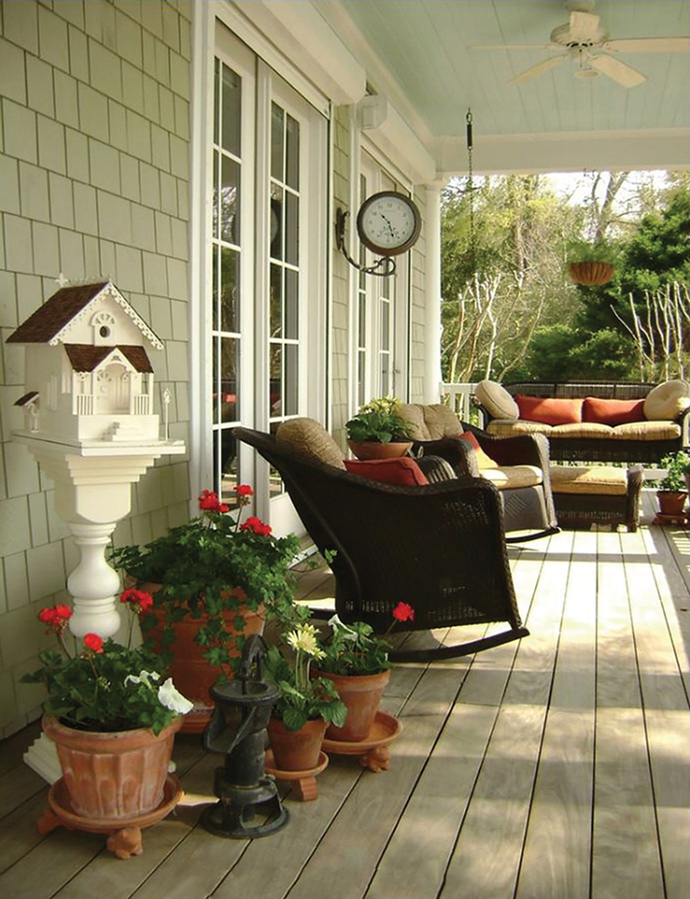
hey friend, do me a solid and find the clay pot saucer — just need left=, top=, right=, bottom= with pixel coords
left=39, top=774, right=183, bottom=859
left=322, top=711, right=402, bottom=772
left=265, top=750, right=329, bottom=802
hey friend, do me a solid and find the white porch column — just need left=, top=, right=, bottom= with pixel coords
left=424, top=185, right=442, bottom=403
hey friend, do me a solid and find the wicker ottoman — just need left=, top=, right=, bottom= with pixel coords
left=550, top=466, right=643, bottom=532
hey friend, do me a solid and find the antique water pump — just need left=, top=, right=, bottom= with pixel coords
left=201, top=635, right=289, bottom=839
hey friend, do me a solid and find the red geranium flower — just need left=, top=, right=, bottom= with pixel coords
left=39, top=608, right=58, bottom=624
left=240, top=516, right=272, bottom=536
left=120, top=588, right=154, bottom=613
left=198, top=489, right=229, bottom=513
left=38, top=605, right=72, bottom=633
left=54, top=605, right=73, bottom=621
left=83, top=633, right=104, bottom=654
left=236, top=484, right=253, bottom=497
left=392, top=602, right=415, bottom=623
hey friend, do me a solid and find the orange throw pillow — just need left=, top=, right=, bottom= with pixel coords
left=516, top=395, right=582, bottom=425
left=344, top=457, right=429, bottom=487
left=582, top=397, right=646, bottom=425
left=454, top=432, right=497, bottom=470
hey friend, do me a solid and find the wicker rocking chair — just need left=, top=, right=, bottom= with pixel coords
left=233, top=425, right=528, bottom=662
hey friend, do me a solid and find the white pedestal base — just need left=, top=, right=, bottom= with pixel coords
left=24, top=733, right=61, bottom=784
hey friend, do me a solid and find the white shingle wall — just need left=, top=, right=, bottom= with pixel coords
left=330, top=106, right=351, bottom=449
left=0, top=0, right=192, bottom=738
left=409, top=189, right=428, bottom=402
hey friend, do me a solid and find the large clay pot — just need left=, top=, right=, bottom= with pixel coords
left=313, top=669, right=390, bottom=742
left=139, top=583, right=265, bottom=733
left=656, top=490, right=687, bottom=516
left=43, top=715, right=182, bottom=820
left=267, top=717, right=327, bottom=771
left=347, top=440, right=412, bottom=461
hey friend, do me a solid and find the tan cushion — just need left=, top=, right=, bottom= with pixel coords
left=644, top=380, right=690, bottom=421
left=486, top=419, right=552, bottom=438
left=397, top=404, right=429, bottom=440
left=480, top=465, right=543, bottom=490
left=612, top=420, right=682, bottom=440
left=276, top=418, right=346, bottom=469
left=549, top=465, right=627, bottom=496
left=550, top=422, right=614, bottom=438
left=475, top=380, right=519, bottom=421
left=398, top=403, right=463, bottom=441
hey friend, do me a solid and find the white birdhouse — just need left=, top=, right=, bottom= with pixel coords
left=7, top=281, right=165, bottom=444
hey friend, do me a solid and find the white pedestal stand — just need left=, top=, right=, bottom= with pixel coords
left=16, top=434, right=185, bottom=782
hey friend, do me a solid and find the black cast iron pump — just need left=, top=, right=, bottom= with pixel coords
left=201, top=634, right=289, bottom=839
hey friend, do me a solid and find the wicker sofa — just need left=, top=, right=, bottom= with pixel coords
left=475, top=380, right=690, bottom=464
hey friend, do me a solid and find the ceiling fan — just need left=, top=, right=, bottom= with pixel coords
left=472, top=1, right=689, bottom=88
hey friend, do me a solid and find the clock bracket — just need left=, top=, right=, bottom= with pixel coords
left=335, top=208, right=397, bottom=278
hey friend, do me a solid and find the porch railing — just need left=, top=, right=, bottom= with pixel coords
left=75, top=394, right=95, bottom=415
left=132, top=394, right=151, bottom=415
left=440, top=382, right=477, bottom=421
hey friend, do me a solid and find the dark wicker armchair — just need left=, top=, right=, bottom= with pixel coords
left=233, top=426, right=528, bottom=662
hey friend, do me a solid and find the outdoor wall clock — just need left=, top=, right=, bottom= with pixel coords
left=335, top=191, right=422, bottom=277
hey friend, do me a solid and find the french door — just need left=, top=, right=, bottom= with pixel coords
left=208, top=23, right=328, bottom=535
left=355, top=151, right=409, bottom=408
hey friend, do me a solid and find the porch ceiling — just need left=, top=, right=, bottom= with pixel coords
left=318, top=0, right=690, bottom=178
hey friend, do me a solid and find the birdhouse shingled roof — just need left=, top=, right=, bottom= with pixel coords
left=6, top=281, right=163, bottom=349
left=64, top=345, right=154, bottom=374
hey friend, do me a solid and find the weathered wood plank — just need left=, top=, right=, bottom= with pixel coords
left=440, top=529, right=572, bottom=899
left=591, top=529, right=665, bottom=899
left=515, top=529, right=597, bottom=899
left=0, top=763, right=47, bottom=820
left=624, top=528, right=690, bottom=899
left=0, top=720, right=41, bottom=774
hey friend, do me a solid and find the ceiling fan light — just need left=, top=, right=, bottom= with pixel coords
left=575, top=67, right=599, bottom=79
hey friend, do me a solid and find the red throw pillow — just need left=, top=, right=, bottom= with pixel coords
left=516, top=395, right=583, bottom=425
left=454, top=432, right=496, bottom=469
left=582, top=396, right=646, bottom=425
left=344, top=457, right=429, bottom=486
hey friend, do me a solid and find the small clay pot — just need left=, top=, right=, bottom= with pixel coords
left=347, top=440, right=413, bottom=461
left=313, top=668, right=391, bottom=742
left=267, top=717, right=327, bottom=771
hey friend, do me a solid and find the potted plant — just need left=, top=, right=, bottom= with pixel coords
left=263, top=623, right=347, bottom=771
left=566, top=237, right=618, bottom=286
left=346, top=396, right=413, bottom=460
left=21, top=596, right=192, bottom=828
left=312, top=602, right=415, bottom=742
left=654, top=450, right=690, bottom=517
left=109, top=486, right=301, bottom=729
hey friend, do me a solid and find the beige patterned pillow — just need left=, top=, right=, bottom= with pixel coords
left=276, top=418, right=346, bottom=469
left=422, top=404, right=463, bottom=440
left=644, top=380, right=690, bottom=421
left=397, top=404, right=429, bottom=440
left=475, top=380, right=519, bottom=420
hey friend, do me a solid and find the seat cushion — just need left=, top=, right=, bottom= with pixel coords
left=486, top=419, right=553, bottom=438
left=549, top=422, right=614, bottom=438
left=583, top=396, right=646, bottom=425
left=344, top=457, right=429, bottom=486
left=475, top=380, right=519, bottom=420
left=480, top=465, right=543, bottom=490
left=550, top=465, right=628, bottom=496
left=644, top=380, right=690, bottom=421
left=276, top=418, right=346, bottom=469
left=516, top=395, right=583, bottom=425
left=612, top=420, right=682, bottom=440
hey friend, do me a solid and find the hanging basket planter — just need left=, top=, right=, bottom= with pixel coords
left=567, top=261, right=616, bottom=286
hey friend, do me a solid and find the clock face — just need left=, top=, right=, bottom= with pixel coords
left=356, top=192, right=422, bottom=257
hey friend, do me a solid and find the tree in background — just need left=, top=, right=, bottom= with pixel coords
left=441, top=172, right=690, bottom=384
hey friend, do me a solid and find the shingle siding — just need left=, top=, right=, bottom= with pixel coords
left=0, top=0, right=191, bottom=738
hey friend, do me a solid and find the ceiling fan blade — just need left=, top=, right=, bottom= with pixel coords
left=589, top=54, right=647, bottom=87
left=508, top=55, right=567, bottom=85
left=469, top=43, right=553, bottom=51
left=603, top=37, right=690, bottom=53
left=569, top=10, right=600, bottom=42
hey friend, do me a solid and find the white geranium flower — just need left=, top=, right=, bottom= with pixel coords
left=124, top=669, right=160, bottom=688
left=327, top=614, right=357, bottom=641
left=287, top=624, right=325, bottom=659
left=157, top=677, right=194, bottom=715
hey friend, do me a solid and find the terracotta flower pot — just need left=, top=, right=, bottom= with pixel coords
left=267, top=717, right=327, bottom=771
left=138, top=581, right=265, bottom=732
left=43, top=715, right=182, bottom=820
left=567, top=261, right=615, bottom=286
left=313, top=669, right=390, bottom=742
left=347, top=440, right=413, bottom=461
left=656, top=490, right=687, bottom=517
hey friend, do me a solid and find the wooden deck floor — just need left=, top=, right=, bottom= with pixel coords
left=1, top=491, right=688, bottom=899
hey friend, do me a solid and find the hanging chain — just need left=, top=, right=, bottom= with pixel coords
left=466, top=108, right=477, bottom=274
